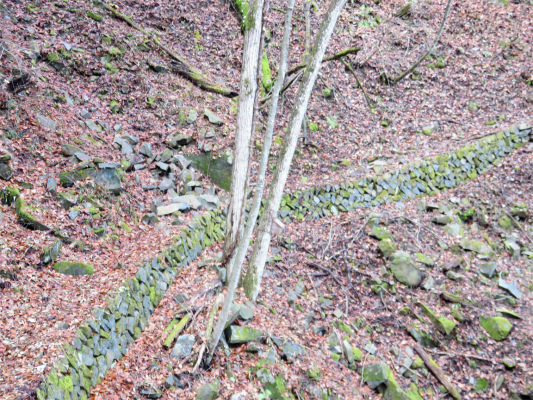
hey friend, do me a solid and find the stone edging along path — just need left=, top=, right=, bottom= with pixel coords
left=36, top=122, right=532, bottom=399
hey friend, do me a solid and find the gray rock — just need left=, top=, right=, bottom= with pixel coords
left=159, top=178, right=175, bottom=192
left=42, top=240, right=62, bottom=264
left=80, top=109, right=91, bottom=119
left=156, top=162, right=169, bottom=171
left=281, top=341, right=305, bottom=361
left=62, top=144, right=83, bottom=156
left=238, top=304, right=254, bottom=321
left=84, top=120, right=100, bottom=131
left=121, top=133, right=139, bottom=145
left=460, top=238, right=492, bottom=254
left=64, top=92, right=74, bottom=106
left=388, top=251, right=423, bottom=287
left=174, top=154, right=191, bottom=169
left=141, top=213, right=159, bottom=224
left=74, top=152, right=90, bottom=162
left=199, top=194, right=219, bottom=210
left=167, top=134, right=193, bottom=148
left=159, top=149, right=173, bottom=163
left=0, top=163, right=14, bottom=181
left=98, top=163, right=120, bottom=169
left=172, top=194, right=201, bottom=209
left=164, top=374, right=184, bottom=389
left=152, top=202, right=188, bottom=216
left=140, top=143, right=154, bottom=158
left=187, top=109, right=198, bottom=124
left=120, top=141, right=134, bottom=155
left=69, top=209, right=79, bottom=220
left=362, top=363, right=389, bottom=389
left=422, top=275, right=435, bottom=290
left=173, top=293, right=189, bottom=304
left=432, top=215, right=452, bottom=225
left=95, top=168, right=122, bottom=194
left=46, top=177, right=57, bottom=192
left=114, top=124, right=123, bottom=132
left=228, top=391, right=247, bottom=400
left=171, top=334, right=195, bottom=359
left=479, top=262, right=497, bottom=278
left=139, top=387, right=163, bottom=399
left=37, top=114, right=58, bottom=131
left=204, top=108, right=223, bottom=125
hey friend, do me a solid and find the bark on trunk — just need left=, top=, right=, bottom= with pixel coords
left=222, top=0, right=265, bottom=279
left=207, top=0, right=295, bottom=361
left=243, top=0, right=347, bottom=301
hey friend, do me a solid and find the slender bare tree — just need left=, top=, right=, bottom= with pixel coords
left=242, top=0, right=348, bottom=300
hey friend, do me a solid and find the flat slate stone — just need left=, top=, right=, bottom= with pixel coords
left=172, top=194, right=201, bottom=210
left=204, top=108, right=223, bottom=125
left=171, top=334, right=195, bottom=359
left=37, top=114, right=58, bottom=131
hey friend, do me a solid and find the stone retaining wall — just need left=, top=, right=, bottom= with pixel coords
left=278, top=123, right=532, bottom=221
left=37, top=210, right=226, bottom=400
left=36, top=122, right=531, bottom=399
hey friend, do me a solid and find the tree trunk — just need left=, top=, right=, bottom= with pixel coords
left=207, top=0, right=295, bottom=360
left=243, top=0, right=347, bottom=301
left=222, top=0, right=265, bottom=280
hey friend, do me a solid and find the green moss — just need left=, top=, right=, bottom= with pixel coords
left=120, top=221, right=132, bottom=233
left=87, top=11, right=102, bottom=21
left=59, top=169, right=95, bottom=187
left=261, top=51, right=272, bottom=92
left=1, top=186, right=20, bottom=205
left=52, top=261, right=94, bottom=276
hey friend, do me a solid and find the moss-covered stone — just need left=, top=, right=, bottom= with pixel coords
left=52, top=261, right=94, bottom=276
left=225, top=326, right=263, bottom=344
left=389, top=251, right=423, bottom=287
left=415, top=253, right=434, bottom=266
left=59, top=169, right=96, bottom=187
left=195, top=380, right=220, bottom=400
left=371, top=226, right=392, bottom=240
left=15, top=197, right=50, bottom=231
left=1, top=186, right=20, bottom=205
left=417, top=302, right=456, bottom=335
left=480, top=316, right=512, bottom=341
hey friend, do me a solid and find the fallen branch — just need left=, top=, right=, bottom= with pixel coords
left=286, top=47, right=361, bottom=75
left=414, top=344, right=462, bottom=400
left=192, top=343, right=206, bottom=374
left=387, top=0, right=453, bottom=84
left=162, top=313, right=192, bottom=349
left=341, top=59, right=373, bottom=111
left=102, top=4, right=237, bottom=97
left=306, top=262, right=344, bottom=286
left=436, top=351, right=496, bottom=364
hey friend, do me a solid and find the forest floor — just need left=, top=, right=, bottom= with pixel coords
left=1, top=0, right=532, bottom=399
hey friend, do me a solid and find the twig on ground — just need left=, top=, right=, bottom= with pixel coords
left=342, top=59, right=373, bottom=111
